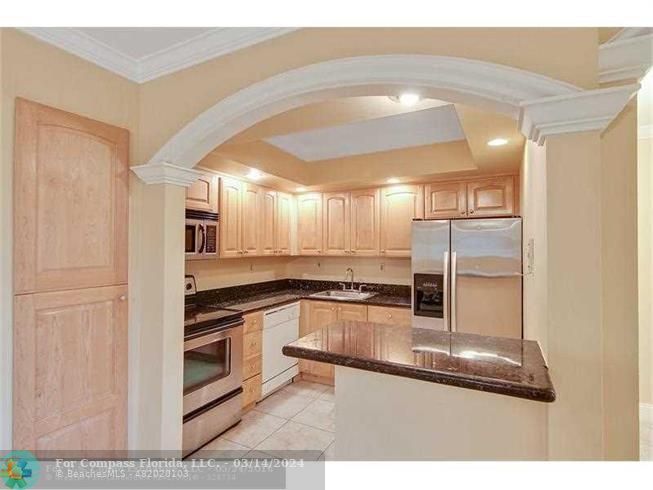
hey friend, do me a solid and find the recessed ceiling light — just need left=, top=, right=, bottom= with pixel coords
left=389, top=93, right=421, bottom=106
left=387, top=177, right=400, bottom=184
left=247, top=168, right=263, bottom=180
left=295, top=187, right=307, bottom=192
left=487, top=138, right=509, bottom=147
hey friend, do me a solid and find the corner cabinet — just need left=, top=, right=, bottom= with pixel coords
left=297, top=193, right=323, bottom=255
left=379, top=184, right=424, bottom=257
left=185, top=172, right=219, bottom=214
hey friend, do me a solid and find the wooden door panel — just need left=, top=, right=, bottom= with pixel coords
left=14, top=285, right=127, bottom=450
left=466, top=176, right=514, bottom=217
left=338, top=303, right=368, bottom=322
left=185, top=173, right=219, bottom=214
left=219, top=177, right=242, bottom=257
left=241, top=182, right=262, bottom=255
left=297, top=193, right=323, bottom=255
left=323, top=192, right=350, bottom=255
left=276, top=192, right=292, bottom=255
left=367, top=306, right=412, bottom=327
left=350, top=189, right=380, bottom=256
left=14, top=98, right=128, bottom=294
left=261, top=188, right=277, bottom=255
left=425, top=182, right=467, bottom=219
left=380, top=185, right=424, bottom=257
left=36, top=409, right=117, bottom=451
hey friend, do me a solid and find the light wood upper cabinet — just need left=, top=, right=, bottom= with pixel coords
left=219, top=177, right=243, bottom=257
left=297, top=193, right=323, bottom=255
left=260, top=188, right=277, bottom=256
left=380, top=184, right=424, bottom=257
left=350, top=188, right=380, bottom=256
left=14, top=98, right=129, bottom=294
left=241, top=182, right=263, bottom=256
left=276, top=192, right=292, bottom=255
left=466, top=176, right=514, bottom=217
left=425, top=182, right=467, bottom=219
left=323, top=192, right=351, bottom=255
left=185, top=173, right=219, bottom=214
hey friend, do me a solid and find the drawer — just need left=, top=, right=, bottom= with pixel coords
left=243, top=311, right=263, bottom=334
left=367, top=305, right=412, bottom=327
left=242, top=374, right=262, bottom=408
left=242, top=355, right=262, bottom=380
left=243, top=330, right=262, bottom=358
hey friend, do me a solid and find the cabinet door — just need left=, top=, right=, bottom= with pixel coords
left=260, top=188, right=277, bottom=256
left=323, top=192, right=350, bottom=255
left=14, top=98, right=129, bottom=294
left=350, top=188, right=380, bottom=256
left=13, top=286, right=127, bottom=450
left=276, top=192, right=292, bottom=255
left=185, top=173, right=219, bottom=214
left=425, top=182, right=467, bottom=219
left=219, top=177, right=243, bottom=258
left=297, top=193, right=323, bottom=255
left=380, top=185, right=424, bottom=257
left=300, top=301, right=338, bottom=381
left=367, top=306, right=412, bottom=327
left=338, top=303, right=368, bottom=322
left=241, top=183, right=262, bottom=256
left=466, top=176, right=514, bottom=217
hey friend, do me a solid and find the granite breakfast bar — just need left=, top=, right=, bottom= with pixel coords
left=283, top=322, right=555, bottom=460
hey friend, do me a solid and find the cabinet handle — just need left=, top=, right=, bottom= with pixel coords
left=350, top=250, right=356, bottom=254
left=380, top=250, right=386, bottom=254
left=119, top=295, right=126, bottom=301
left=238, top=251, right=244, bottom=254
left=387, top=314, right=393, bottom=319
left=469, top=210, right=475, bottom=214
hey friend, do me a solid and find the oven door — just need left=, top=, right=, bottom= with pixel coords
left=183, top=323, right=243, bottom=415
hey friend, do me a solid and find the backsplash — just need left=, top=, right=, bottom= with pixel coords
left=186, top=256, right=411, bottom=291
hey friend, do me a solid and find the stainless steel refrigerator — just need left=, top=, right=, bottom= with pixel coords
left=411, top=218, right=522, bottom=339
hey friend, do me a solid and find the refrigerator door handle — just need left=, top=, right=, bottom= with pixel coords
left=451, top=251, right=457, bottom=332
left=443, top=251, right=449, bottom=330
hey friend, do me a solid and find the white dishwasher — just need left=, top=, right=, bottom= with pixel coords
left=262, top=302, right=300, bottom=397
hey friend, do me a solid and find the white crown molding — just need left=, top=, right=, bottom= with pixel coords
left=146, top=55, right=582, bottom=169
left=519, top=84, right=640, bottom=145
left=19, top=27, right=297, bottom=83
left=131, top=162, right=204, bottom=186
left=599, top=32, right=653, bottom=84
left=640, top=124, right=653, bottom=140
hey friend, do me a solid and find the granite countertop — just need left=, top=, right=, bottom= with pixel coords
left=282, top=321, right=555, bottom=403
left=194, top=279, right=411, bottom=314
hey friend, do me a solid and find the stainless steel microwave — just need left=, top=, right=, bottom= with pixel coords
left=185, top=210, right=218, bottom=260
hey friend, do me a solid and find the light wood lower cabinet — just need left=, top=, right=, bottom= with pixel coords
left=241, top=311, right=263, bottom=410
left=367, top=305, right=412, bottom=327
left=337, top=303, right=368, bottom=321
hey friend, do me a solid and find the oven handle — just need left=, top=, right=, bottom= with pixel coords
left=184, top=322, right=243, bottom=351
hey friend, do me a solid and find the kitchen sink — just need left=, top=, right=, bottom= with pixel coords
left=310, top=290, right=377, bottom=301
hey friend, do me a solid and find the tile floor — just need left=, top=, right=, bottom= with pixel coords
left=194, top=380, right=335, bottom=461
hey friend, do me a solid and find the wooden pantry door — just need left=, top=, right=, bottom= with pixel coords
left=13, top=99, right=129, bottom=451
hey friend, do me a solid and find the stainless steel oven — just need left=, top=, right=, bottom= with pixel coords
left=185, top=210, right=218, bottom=260
left=183, top=276, right=244, bottom=456
left=183, top=320, right=243, bottom=415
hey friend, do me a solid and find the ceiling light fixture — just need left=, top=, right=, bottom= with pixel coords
left=487, top=138, right=508, bottom=147
left=247, top=168, right=263, bottom=180
left=295, top=187, right=307, bottom=192
left=387, top=177, right=400, bottom=184
left=389, top=92, right=421, bottom=107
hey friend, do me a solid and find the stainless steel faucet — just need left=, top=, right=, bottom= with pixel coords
left=345, top=268, right=354, bottom=290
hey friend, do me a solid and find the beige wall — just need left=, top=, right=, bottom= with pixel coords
left=520, top=141, right=548, bottom=358
left=186, top=256, right=411, bottom=292
left=0, top=28, right=140, bottom=450
left=600, top=102, right=639, bottom=459
left=136, top=28, right=599, bottom=166
left=639, top=136, right=653, bottom=406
